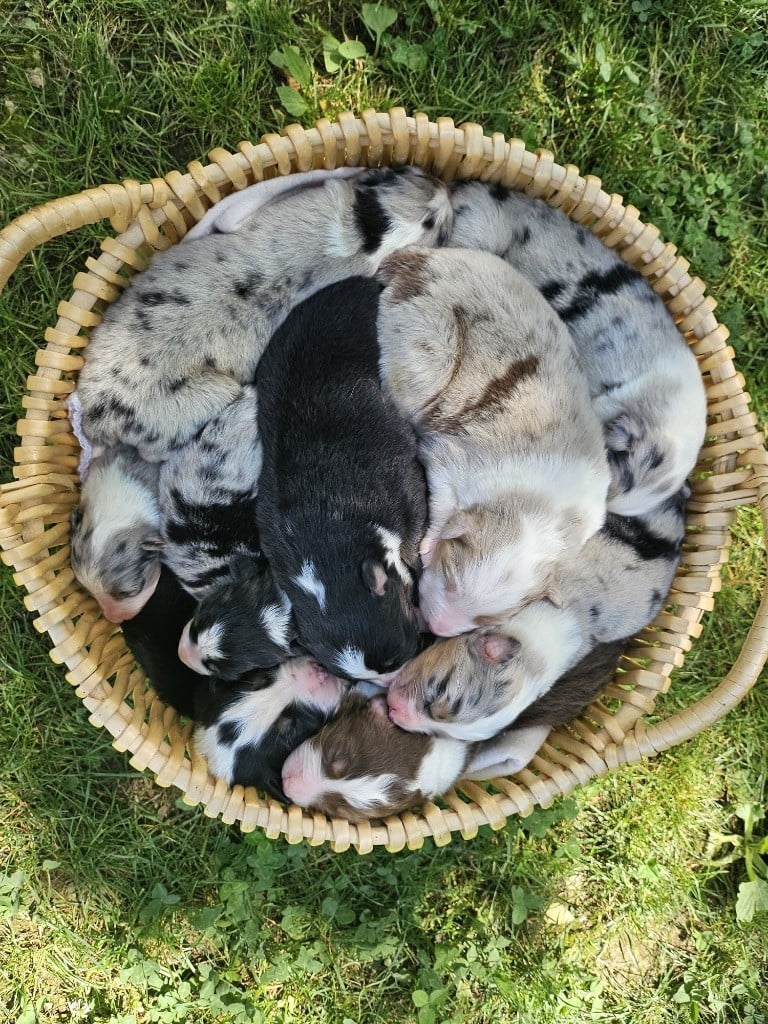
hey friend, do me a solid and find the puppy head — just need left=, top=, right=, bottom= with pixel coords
left=353, top=166, right=453, bottom=259
left=179, top=563, right=297, bottom=681
left=418, top=506, right=562, bottom=637
left=70, top=450, right=162, bottom=622
left=281, top=691, right=465, bottom=821
left=386, top=629, right=536, bottom=741
left=195, top=656, right=348, bottom=799
left=285, top=527, right=423, bottom=681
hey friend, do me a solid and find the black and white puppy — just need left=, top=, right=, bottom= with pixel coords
left=121, top=566, right=346, bottom=799
left=255, top=276, right=428, bottom=681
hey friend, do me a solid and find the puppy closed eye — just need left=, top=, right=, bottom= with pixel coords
left=326, top=754, right=351, bottom=779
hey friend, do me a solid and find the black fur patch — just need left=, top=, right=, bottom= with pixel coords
left=602, top=514, right=682, bottom=561
left=557, top=264, right=641, bottom=322
left=489, top=182, right=510, bottom=202
left=353, top=187, right=392, bottom=253
left=540, top=279, right=566, bottom=302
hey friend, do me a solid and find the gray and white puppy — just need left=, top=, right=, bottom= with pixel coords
left=75, top=165, right=453, bottom=462
left=375, top=246, right=610, bottom=637
left=448, top=181, right=707, bottom=516
left=386, top=486, right=688, bottom=742
left=158, top=385, right=262, bottom=597
left=69, top=445, right=163, bottom=622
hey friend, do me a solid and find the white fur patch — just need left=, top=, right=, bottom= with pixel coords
left=334, top=645, right=377, bottom=680
left=260, top=593, right=292, bottom=648
left=375, top=525, right=411, bottom=584
left=414, top=737, right=468, bottom=798
left=196, top=620, right=225, bottom=662
left=293, top=560, right=327, bottom=611
left=283, top=739, right=403, bottom=814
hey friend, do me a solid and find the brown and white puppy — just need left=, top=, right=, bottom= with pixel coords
left=375, top=246, right=610, bottom=637
left=281, top=691, right=471, bottom=821
left=448, top=181, right=707, bottom=516
left=386, top=487, right=687, bottom=742
left=75, top=166, right=453, bottom=462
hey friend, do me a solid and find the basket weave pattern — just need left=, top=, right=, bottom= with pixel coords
left=1, top=109, right=766, bottom=852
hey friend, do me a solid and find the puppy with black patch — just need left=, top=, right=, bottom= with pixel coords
left=448, top=181, right=706, bottom=516
left=178, top=557, right=298, bottom=681
left=121, top=566, right=347, bottom=800
left=375, top=246, right=610, bottom=637
left=75, top=165, right=453, bottom=462
left=386, top=486, right=688, bottom=742
left=255, top=275, right=428, bottom=681
left=158, top=385, right=262, bottom=597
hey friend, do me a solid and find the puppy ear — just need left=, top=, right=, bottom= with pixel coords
left=475, top=633, right=521, bottom=664
left=440, top=510, right=471, bottom=541
left=362, top=558, right=388, bottom=597
left=605, top=413, right=642, bottom=453
left=368, top=695, right=390, bottom=719
left=141, top=532, right=164, bottom=553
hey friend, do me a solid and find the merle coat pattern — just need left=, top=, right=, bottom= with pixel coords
left=75, top=166, right=453, bottom=462
left=255, top=276, right=428, bottom=680
left=448, top=181, right=707, bottom=516
left=375, top=246, right=610, bottom=637
left=158, top=385, right=263, bottom=597
left=70, top=444, right=163, bottom=622
left=387, top=486, right=688, bottom=742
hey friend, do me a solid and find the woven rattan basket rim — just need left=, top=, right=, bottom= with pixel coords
left=1, top=109, right=767, bottom=852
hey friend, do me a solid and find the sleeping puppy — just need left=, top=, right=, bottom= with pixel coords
left=460, top=638, right=626, bottom=780
left=158, top=385, right=262, bottom=597
left=281, top=640, right=625, bottom=820
left=69, top=445, right=163, bottom=622
left=74, top=165, right=453, bottom=462
left=386, top=486, right=688, bottom=742
left=375, top=246, right=610, bottom=637
left=256, top=276, right=428, bottom=681
left=281, top=691, right=471, bottom=821
left=177, top=557, right=298, bottom=680
left=120, top=565, right=346, bottom=800
left=448, top=181, right=707, bottom=516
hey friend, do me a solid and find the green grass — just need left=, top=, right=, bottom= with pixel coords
left=1, top=1, right=767, bottom=1021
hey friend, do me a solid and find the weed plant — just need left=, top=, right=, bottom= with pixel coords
left=1, top=1, right=767, bottom=1021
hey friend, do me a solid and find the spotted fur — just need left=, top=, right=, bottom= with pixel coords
left=448, top=181, right=706, bottom=516
left=70, top=445, right=163, bottom=622
left=387, top=487, right=688, bottom=741
left=75, top=166, right=453, bottom=462
left=376, top=246, right=610, bottom=636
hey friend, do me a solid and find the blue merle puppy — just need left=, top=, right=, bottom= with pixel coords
left=448, top=181, right=706, bottom=517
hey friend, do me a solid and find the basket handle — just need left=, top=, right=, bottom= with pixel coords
left=608, top=463, right=768, bottom=768
left=0, top=179, right=176, bottom=291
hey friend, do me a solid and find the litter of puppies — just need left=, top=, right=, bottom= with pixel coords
left=69, top=165, right=706, bottom=822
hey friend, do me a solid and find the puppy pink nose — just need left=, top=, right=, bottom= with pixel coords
left=427, top=615, right=468, bottom=638
left=99, top=596, right=138, bottom=623
left=386, top=690, right=418, bottom=728
left=178, top=622, right=209, bottom=675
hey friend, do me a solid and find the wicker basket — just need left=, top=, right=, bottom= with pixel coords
left=1, top=108, right=766, bottom=853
